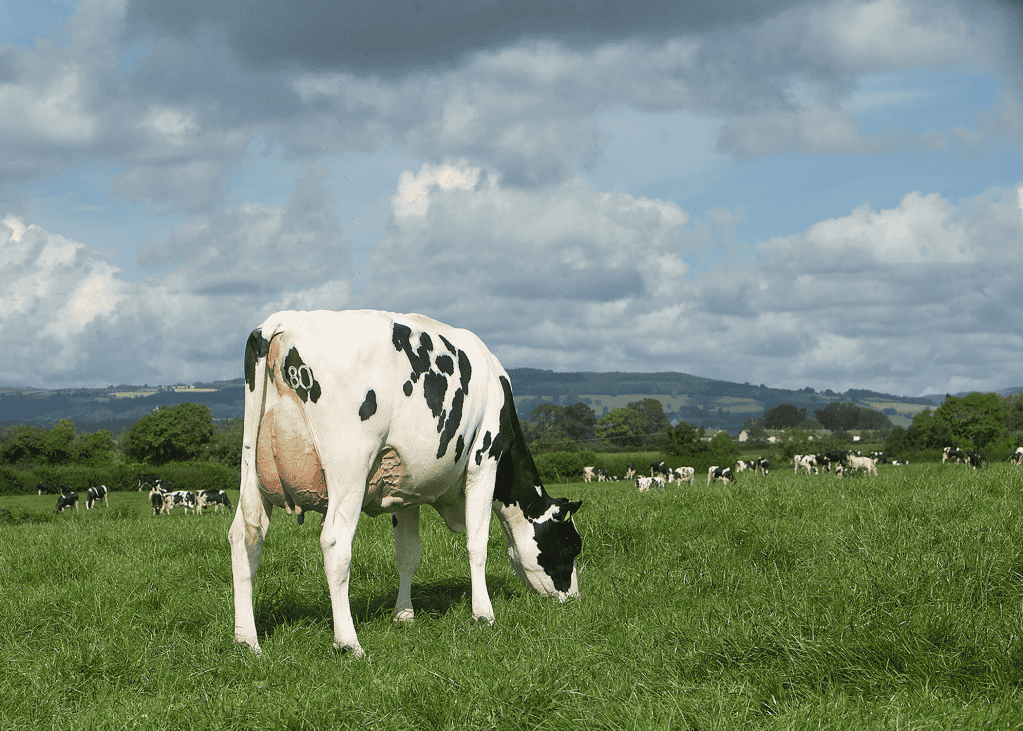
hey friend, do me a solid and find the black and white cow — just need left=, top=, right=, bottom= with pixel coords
left=229, top=310, right=583, bottom=656
left=966, top=451, right=986, bottom=470
left=55, top=490, right=78, bottom=514
left=943, top=447, right=967, bottom=464
left=735, top=458, right=769, bottom=476
left=85, top=485, right=108, bottom=509
left=150, top=490, right=165, bottom=516
left=650, top=461, right=669, bottom=479
left=136, top=473, right=160, bottom=492
left=37, top=482, right=60, bottom=496
left=707, top=466, right=734, bottom=484
left=582, top=467, right=608, bottom=483
left=197, top=489, right=233, bottom=514
left=1011, top=447, right=1023, bottom=466
left=624, top=463, right=637, bottom=480
left=163, top=490, right=198, bottom=515
left=670, top=466, right=695, bottom=484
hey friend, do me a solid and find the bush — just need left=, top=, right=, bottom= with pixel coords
left=0, top=466, right=30, bottom=496
left=142, top=461, right=239, bottom=493
left=533, top=451, right=587, bottom=484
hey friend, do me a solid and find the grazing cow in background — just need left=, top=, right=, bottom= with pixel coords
left=136, top=473, right=160, bottom=492
left=150, top=490, right=165, bottom=516
left=37, top=482, right=59, bottom=496
left=636, top=476, right=654, bottom=491
left=582, top=466, right=598, bottom=483
left=197, top=489, right=233, bottom=514
left=55, top=490, right=78, bottom=514
left=793, top=455, right=816, bottom=474
left=624, top=463, right=636, bottom=480
left=85, top=485, right=108, bottom=509
left=966, top=451, right=986, bottom=470
left=943, top=447, right=967, bottom=464
left=736, top=458, right=769, bottom=476
left=230, top=310, right=583, bottom=656
left=650, top=461, right=669, bottom=478
left=847, top=455, right=878, bottom=476
left=163, top=490, right=198, bottom=514
left=670, top=466, right=695, bottom=484
left=869, top=451, right=887, bottom=464
left=707, top=466, right=734, bottom=484
left=1011, top=448, right=1023, bottom=466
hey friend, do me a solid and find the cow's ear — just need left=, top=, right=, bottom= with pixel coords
left=556, top=499, right=582, bottom=521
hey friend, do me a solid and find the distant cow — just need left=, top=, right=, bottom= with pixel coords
left=37, top=482, right=60, bottom=496
left=735, top=458, right=769, bottom=476
left=163, top=490, right=198, bottom=515
left=197, top=489, right=233, bottom=514
left=85, top=485, right=108, bottom=509
left=150, top=490, right=165, bottom=516
left=1011, top=447, right=1023, bottom=466
left=55, top=490, right=78, bottom=514
left=624, top=463, right=637, bottom=480
left=943, top=447, right=967, bottom=465
left=847, top=455, right=878, bottom=476
left=636, top=476, right=665, bottom=492
left=793, top=454, right=817, bottom=474
left=707, top=466, right=734, bottom=484
left=582, top=467, right=598, bottom=483
left=650, top=461, right=669, bottom=478
left=966, top=451, right=986, bottom=470
left=136, top=473, right=160, bottom=492
left=670, top=466, right=695, bottom=484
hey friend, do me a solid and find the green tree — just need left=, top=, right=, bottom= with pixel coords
left=596, top=407, right=644, bottom=449
left=661, top=420, right=705, bottom=458
left=43, top=419, right=76, bottom=465
left=763, top=404, right=806, bottom=429
left=933, top=392, right=1006, bottom=450
left=0, top=425, right=47, bottom=465
left=560, top=403, right=597, bottom=443
left=627, top=398, right=670, bottom=439
left=121, top=402, right=216, bottom=465
left=70, top=430, right=117, bottom=466
left=815, top=402, right=892, bottom=431
left=706, top=431, right=739, bottom=465
left=208, top=419, right=244, bottom=468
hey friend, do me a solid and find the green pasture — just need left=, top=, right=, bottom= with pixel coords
left=3, top=463, right=1023, bottom=729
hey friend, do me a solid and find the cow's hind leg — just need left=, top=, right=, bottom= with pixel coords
left=392, top=506, right=421, bottom=622
left=228, top=485, right=272, bottom=653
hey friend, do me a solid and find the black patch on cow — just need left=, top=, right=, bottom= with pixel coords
left=282, top=347, right=321, bottom=403
left=454, top=434, right=465, bottom=463
left=392, top=323, right=432, bottom=384
left=359, top=390, right=377, bottom=421
left=436, top=354, right=454, bottom=375
left=403, top=380, right=413, bottom=397
left=423, top=371, right=447, bottom=418
left=533, top=509, right=583, bottom=592
left=491, top=376, right=547, bottom=520
left=392, top=515, right=398, bottom=528
left=244, top=328, right=271, bottom=392
left=475, top=431, right=492, bottom=465
left=436, top=389, right=463, bottom=459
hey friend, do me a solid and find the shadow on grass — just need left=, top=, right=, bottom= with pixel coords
left=255, top=574, right=520, bottom=641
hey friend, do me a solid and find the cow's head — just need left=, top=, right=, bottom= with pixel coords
left=505, top=496, right=582, bottom=599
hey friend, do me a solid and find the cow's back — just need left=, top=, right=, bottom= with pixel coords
left=246, top=310, right=506, bottom=518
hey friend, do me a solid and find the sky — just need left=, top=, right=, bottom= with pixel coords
left=1, top=0, right=1021, bottom=398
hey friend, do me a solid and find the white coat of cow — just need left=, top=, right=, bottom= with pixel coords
left=229, top=310, right=583, bottom=656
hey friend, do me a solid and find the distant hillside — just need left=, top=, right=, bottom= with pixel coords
left=505, top=369, right=937, bottom=433
left=0, top=370, right=991, bottom=436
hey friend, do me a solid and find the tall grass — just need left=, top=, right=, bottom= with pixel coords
left=2, top=464, right=1023, bottom=729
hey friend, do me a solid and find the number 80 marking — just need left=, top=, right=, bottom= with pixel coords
left=288, top=364, right=315, bottom=391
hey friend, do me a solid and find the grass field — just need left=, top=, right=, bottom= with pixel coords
left=4, top=464, right=1023, bottom=729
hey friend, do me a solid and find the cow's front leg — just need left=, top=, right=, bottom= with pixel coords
left=392, top=506, right=421, bottom=622
left=320, top=499, right=364, bottom=657
left=463, top=482, right=496, bottom=624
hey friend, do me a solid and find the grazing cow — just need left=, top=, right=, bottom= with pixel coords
left=582, top=466, right=598, bottom=483
left=847, top=455, right=878, bottom=476
left=707, top=466, right=734, bottom=484
left=966, top=451, right=986, bottom=470
left=793, top=454, right=817, bottom=475
left=624, top=463, right=636, bottom=480
left=869, top=451, right=886, bottom=464
left=85, top=485, right=108, bottom=509
left=197, top=489, right=233, bottom=514
left=1011, top=448, right=1023, bottom=466
left=943, top=447, right=967, bottom=464
left=650, top=461, right=669, bottom=478
left=230, top=310, right=583, bottom=656
left=55, top=490, right=78, bottom=514
left=735, top=458, right=769, bottom=476
left=670, top=466, right=695, bottom=484
left=136, top=473, right=160, bottom=492
left=150, top=490, right=165, bottom=516
left=163, top=490, right=198, bottom=515
left=37, top=482, right=59, bottom=496
left=636, top=476, right=665, bottom=492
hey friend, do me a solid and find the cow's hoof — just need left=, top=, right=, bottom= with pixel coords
left=393, top=609, right=414, bottom=622
left=333, top=642, right=365, bottom=659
